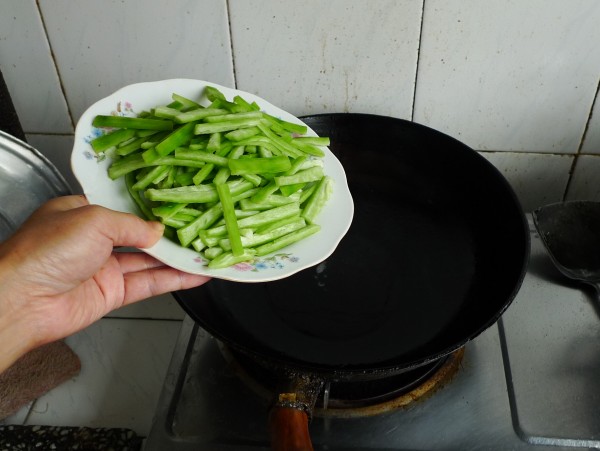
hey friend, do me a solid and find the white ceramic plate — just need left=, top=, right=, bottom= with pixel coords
left=71, top=79, right=354, bottom=282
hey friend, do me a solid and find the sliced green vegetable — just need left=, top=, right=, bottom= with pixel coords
left=229, top=156, right=291, bottom=175
left=90, top=85, right=335, bottom=269
left=92, top=115, right=173, bottom=131
left=91, top=128, right=136, bottom=153
left=302, top=176, right=334, bottom=224
left=216, top=183, right=244, bottom=256
left=254, top=224, right=320, bottom=256
left=207, top=249, right=256, bottom=269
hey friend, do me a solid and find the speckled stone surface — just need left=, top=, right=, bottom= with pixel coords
left=0, top=425, right=142, bottom=450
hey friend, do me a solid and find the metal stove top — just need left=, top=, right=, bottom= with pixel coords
left=145, top=219, right=600, bottom=450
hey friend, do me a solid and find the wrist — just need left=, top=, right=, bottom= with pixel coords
left=0, top=255, right=38, bottom=373
left=0, top=308, right=36, bottom=373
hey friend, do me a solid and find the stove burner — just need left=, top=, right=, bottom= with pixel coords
left=218, top=344, right=465, bottom=419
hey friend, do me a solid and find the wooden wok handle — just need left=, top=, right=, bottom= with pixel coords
left=269, top=404, right=313, bottom=451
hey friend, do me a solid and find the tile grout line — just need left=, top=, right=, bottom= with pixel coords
left=35, top=0, right=75, bottom=132
left=410, top=0, right=426, bottom=122
left=562, top=76, right=600, bottom=200
left=225, top=0, right=237, bottom=89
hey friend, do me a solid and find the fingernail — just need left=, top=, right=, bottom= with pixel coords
left=150, top=221, right=165, bottom=234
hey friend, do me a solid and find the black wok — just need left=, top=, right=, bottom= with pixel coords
left=174, top=113, right=530, bottom=449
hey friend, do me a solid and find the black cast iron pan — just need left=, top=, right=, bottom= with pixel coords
left=174, top=113, right=530, bottom=449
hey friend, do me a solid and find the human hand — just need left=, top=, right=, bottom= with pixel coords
left=0, top=195, right=210, bottom=372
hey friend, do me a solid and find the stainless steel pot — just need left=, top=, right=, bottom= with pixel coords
left=0, top=130, right=71, bottom=241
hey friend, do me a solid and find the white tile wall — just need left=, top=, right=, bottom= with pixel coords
left=37, top=0, right=235, bottom=123
left=566, top=155, right=600, bottom=201
left=479, top=151, right=573, bottom=212
left=229, top=0, right=422, bottom=118
left=413, top=0, right=600, bottom=153
left=2, top=0, right=600, bottom=212
left=0, top=0, right=72, bottom=134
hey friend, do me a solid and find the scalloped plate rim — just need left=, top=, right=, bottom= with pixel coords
left=70, top=78, right=354, bottom=283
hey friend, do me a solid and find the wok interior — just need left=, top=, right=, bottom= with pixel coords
left=176, top=113, right=529, bottom=374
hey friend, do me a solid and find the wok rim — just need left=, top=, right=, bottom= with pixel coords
left=175, top=112, right=531, bottom=377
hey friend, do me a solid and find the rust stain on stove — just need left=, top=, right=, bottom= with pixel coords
left=314, top=348, right=465, bottom=419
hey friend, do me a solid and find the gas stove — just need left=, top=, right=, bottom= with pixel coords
left=144, top=218, right=600, bottom=450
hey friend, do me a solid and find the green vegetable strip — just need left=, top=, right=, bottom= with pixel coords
left=125, top=173, right=157, bottom=222
left=91, top=128, right=136, bottom=153
left=174, top=108, right=228, bottom=124
left=153, top=106, right=183, bottom=120
left=293, top=136, right=330, bottom=147
left=147, top=179, right=254, bottom=204
left=176, top=187, right=259, bottom=247
left=171, top=93, right=201, bottom=110
left=131, top=165, right=170, bottom=191
left=290, top=140, right=325, bottom=157
left=159, top=166, right=177, bottom=189
left=192, top=164, right=214, bottom=185
left=171, top=212, right=197, bottom=222
left=233, top=137, right=283, bottom=156
left=216, top=183, right=244, bottom=256
left=262, top=113, right=308, bottom=135
left=192, top=237, right=206, bottom=252
left=225, top=127, right=261, bottom=142
left=204, top=247, right=224, bottom=260
left=250, top=180, right=278, bottom=203
left=279, top=183, right=305, bottom=197
left=258, top=146, right=272, bottom=158
left=194, top=118, right=262, bottom=135
left=299, top=183, right=318, bottom=204
left=255, top=215, right=303, bottom=234
left=204, top=111, right=263, bottom=123
left=275, top=166, right=324, bottom=186
left=136, top=129, right=160, bottom=138
left=207, top=249, right=256, bottom=269
left=257, top=122, right=303, bottom=158
left=213, top=168, right=230, bottom=185
left=241, top=173, right=262, bottom=186
left=155, top=122, right=197, bottom=157
left=152, top=202, right=188, bottom=220
left=161, top=217, right=188, bottom=228
left=140, top=131, right=170, bottom=149
left=115, top=136, right=147, bottom=156
left=213, top=145, right=243, bottom=185
left=92, top=115, right=174, bottom=131
left=174, top=148, right=229, bottom=166
left=239, top=193, right=298, bottom=211
left=302, top=176, right=334, bottom=224
left=233, top=95, right=258, bottom=111
left=254, top=224, right=320, bottom=257
left=205, top=202, right=300, bottom=238
left=229, top=156, right=291, bottom=175
left=108, top=155, right=206, bottom=179
left=220, top=218, right=307, bottom=251
left=205, top=86, right=226, bottom=102
left=206, top=132, right=222, bottom=152
left=167, top=100, right=184, bottom=110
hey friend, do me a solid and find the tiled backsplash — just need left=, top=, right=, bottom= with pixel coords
left=1, top=0, right=599, bottom=212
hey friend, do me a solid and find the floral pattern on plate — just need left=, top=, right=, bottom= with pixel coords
left=194, top=254, right=299, bottom=272
left=83, top=101, right=136, bottom=160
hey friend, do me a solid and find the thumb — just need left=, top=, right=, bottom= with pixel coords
left=88, top=206, right=165, bottom=249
